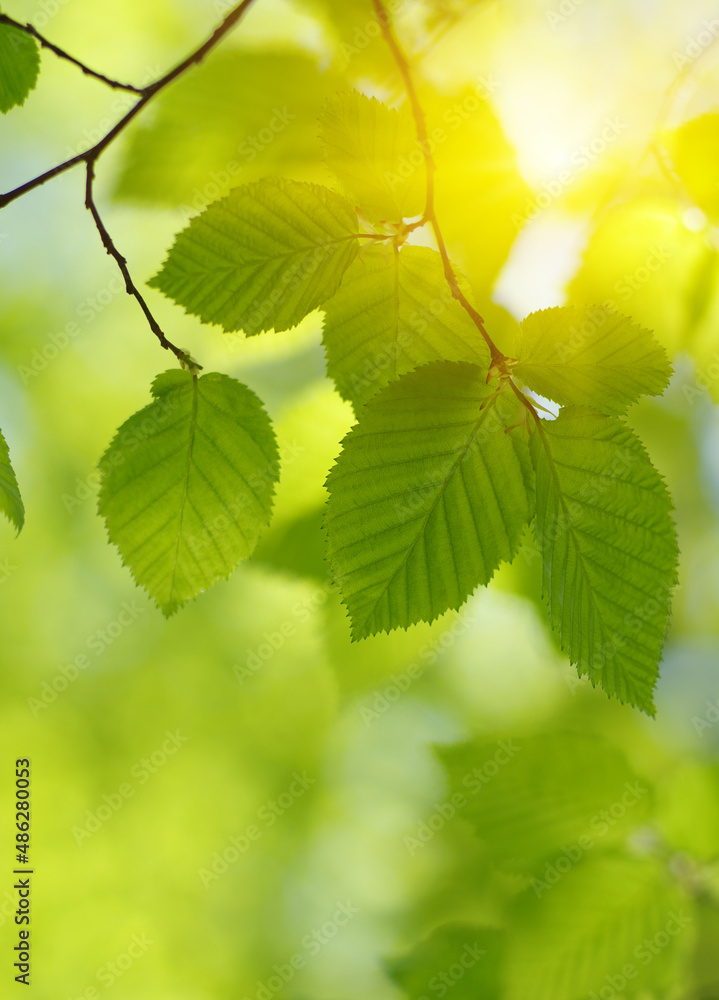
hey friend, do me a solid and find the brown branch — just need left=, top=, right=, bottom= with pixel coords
left=0, top=0, right=258, bottom=210
left=0, top=0, right=258, bottom=367
left=84, top=163, right=198, bottom=369
left=371, top=0, right=506, bottom=367
left=0, top=13, right=143, bottom=93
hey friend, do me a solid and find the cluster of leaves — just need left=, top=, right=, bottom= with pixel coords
left=0, top=16, right=694, bottom=716
left=383, top=730, right=708, bottom=1000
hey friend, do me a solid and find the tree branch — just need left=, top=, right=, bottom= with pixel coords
left=0, top=0, right=258, bottom=367
left=84, top=163, right=198, bottom=369
left=0, top=0, right=258, bottom=210
left=0, top=13, right=143, bottom=93
left=371, top=0, right=506, bottom=367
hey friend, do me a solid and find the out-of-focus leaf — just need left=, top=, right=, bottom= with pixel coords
left=670, top=113, right=719, bottom=219
left=654, top=763, right=719, bottom=861
left=386, top=923, right=503, bottom=1000
left=567, top=197, right=709, bottom=354
left=252, top=506, right=328, bottom=581
left=438, top=732, right=652, bottom=870
left=114, top=50, right=333, bottom=206
left=423, top=87, right=533, bottom=293
left=321, top=89, right=424, bottom=221
left=506, top=854, right=693, bottom=1000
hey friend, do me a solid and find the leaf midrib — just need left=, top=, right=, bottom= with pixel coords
left=174, top=232, right=362, bottom=275
left=534, top=417, right=607, bottom=671
left=167, top=376, right=199, bottom=607
left=356, top=388, right=506, bottom=634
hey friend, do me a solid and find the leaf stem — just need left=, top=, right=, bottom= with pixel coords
left=0, top=13, right=144, bottom=94
left=371, top=0, right=506, bottom=368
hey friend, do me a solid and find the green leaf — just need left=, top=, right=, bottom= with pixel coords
left=325, top=363, right=534, bottom=639
left=438, top=732, right=652, bottom=871
left=114, top=50, right=335, bottom=207
left=0, top=20, right=39, bottom=114
left=320, top=90, right=424, bottom=222
left=322, top=243, right=490, bottom=409
left=531, top=406, right=678, bottom=713
left=506, top=854, right=692, bottom=1000
left=98, top=370, right=278, bottom=615
left=386, top=923, right=503, bottom=1000
left=669, top=113, right=719, bottom=219
left=0, top=427, right=24, bottom=532
left=514, top=306, right=672, bottom=415
left=149, top=178, right=360, bottom=335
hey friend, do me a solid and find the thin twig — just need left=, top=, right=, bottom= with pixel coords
left=0, top=13, right=143, bottom=93
left=0, top=0, right=258, bottom=210
left=84, top=163, right=198, bottom=368
left=371, top=0, right=505, bottom=367
left=0, top=0, right=258, bottom=366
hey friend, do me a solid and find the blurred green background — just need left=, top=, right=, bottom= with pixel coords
left=1, top=0, right=719, bottom=997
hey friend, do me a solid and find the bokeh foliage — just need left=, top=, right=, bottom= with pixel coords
left=1, top=0, right=719, bottom=997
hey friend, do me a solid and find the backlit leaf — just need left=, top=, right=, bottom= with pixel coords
left=0, top=20, right=39, bottom=114
left=515, top=305, right=672, bottom=415
left=531, top=406, right=678, bottom=713
left=149, top=178, right=360, bottom=335
left=325, top=362, right=534, bottom=639
left=99, top=370, right=278, bottom=615
left=322, top=243, right=489, bottom=409
left=321, top=89, right=424, bottom=221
